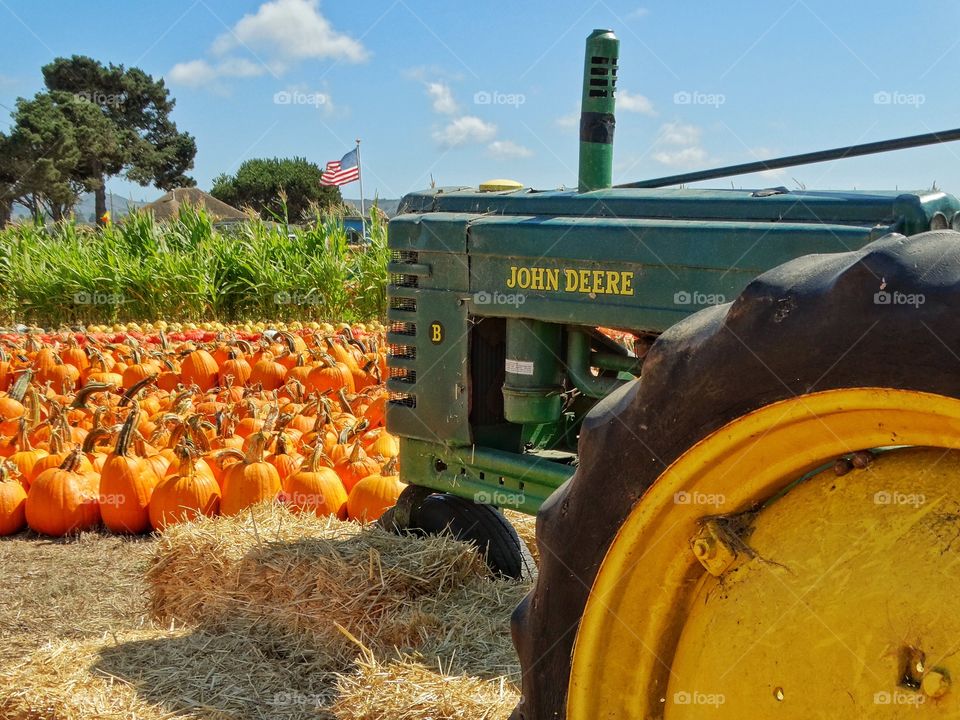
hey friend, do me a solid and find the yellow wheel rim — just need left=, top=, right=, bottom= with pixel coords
left=568, top=387, right=960, bottom=719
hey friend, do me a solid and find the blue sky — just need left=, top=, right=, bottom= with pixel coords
left=2, top=0, right=960, bottom=202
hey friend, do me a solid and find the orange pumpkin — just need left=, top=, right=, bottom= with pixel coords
left=334, top=442, right=381, bottom=493
left=0, top=462, right=27, bottom=535
left=149, top=445, right=221, bottom=530
left=283, top=444, right=347, bottom=518
left=347, top=458, right=404, bottom=522
left=249, top=354, right=287, bottom=391
left=221, top=432, right=281, bottom=515
left=99, top=404, right=157, bottom=534
left=180, top=349, right=219, bottom=391
left=0, top=371, right=31, bottom=435
left=25, top=448, right=101, bottom=536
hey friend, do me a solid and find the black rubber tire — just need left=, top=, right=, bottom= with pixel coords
left=510, top=230, right=960, bottom=719
left=381, top=488, right=535, bottom=580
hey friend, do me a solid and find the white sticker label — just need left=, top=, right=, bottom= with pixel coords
left=505, top=358, right=535, bottom=376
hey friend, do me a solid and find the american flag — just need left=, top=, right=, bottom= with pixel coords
left=321, top=148, right=360, bottom=186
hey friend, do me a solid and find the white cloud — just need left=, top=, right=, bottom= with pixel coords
left=629, top=7, right=650, bottom=19
left=169, top=0, right=365, bottom=87
left=618, top=89, right=656, bottom=116
left=653, top=145, right=708, bottom=167
left=168, top=57, right=268, bottom=87
left=433, top=116, right=497, bottom=148
left=556, top=109, right=579, bottom=128
left=212, top=0, right=367, bottom=62
left=488, top=140, right=533, bottom=159
left=652, top=122, right=708, bottom=168
left=169, top=60, right=218, bottom=87
left=658, top=121, right=701, bottom=147
left=426, top=81, right=458, bottom=114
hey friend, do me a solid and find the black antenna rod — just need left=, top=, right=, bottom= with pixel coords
left=616, top=127, right=960, bottom=189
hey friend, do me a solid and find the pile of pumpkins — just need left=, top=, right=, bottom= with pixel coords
left=0, top=324, right=406, bottom=537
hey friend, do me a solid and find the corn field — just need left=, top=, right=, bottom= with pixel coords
left=0, top=206, right=390, bottom=327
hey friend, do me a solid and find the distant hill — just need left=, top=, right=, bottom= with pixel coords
left=12, top=192, right=149, bottom=223
left=344, top=199, right=401, bottom=218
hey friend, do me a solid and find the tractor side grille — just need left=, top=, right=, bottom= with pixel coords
left=387, top=251, right=422, bottom=410
left=388, top=392, right=416, bottom=408
left=390, top=296, right=417, bottom=312
left=390, top=250, right=420, bottom=288
left=388, top=344, right=416, bottom=359
left=389, top=367, right=417, bottom=384
left=390, top=321, right=416, bottom=336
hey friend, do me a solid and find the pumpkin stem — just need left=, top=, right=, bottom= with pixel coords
left=120, top=374, right=157, bottom=406
left=113, top=402, right=141, bottom=457
left=175, top=443, right=197, bottom=477
left=336, top=388, right=354, bottom=415
left=186, top=415, right=212, bottom=453
left=82, top=426, right=113, bottom=454
left=215, top=447, right=245, bottom=466
left=25, top=386, right=41, bottom=429
left=244, top=432, right=268, bottom=464
left=58, top=446, right=83, bottom=472
left=304, top=443, right=332, bottom=472
left=70, top=381, right=113, bottom=409
left=382, top=456, right=399, bottom=476
left=14, top=418, right=32, bottom=452
left=8, top=369, right=33, bottom=402
left=278, top=331, right=297, bottom=353
left=348, top=441, right=362, bottom=463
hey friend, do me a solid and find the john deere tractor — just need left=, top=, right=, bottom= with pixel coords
left=385, top=28, right=960, bottom=719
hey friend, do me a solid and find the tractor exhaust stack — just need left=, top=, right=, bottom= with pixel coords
left=578, top=29, right=619, bottom=192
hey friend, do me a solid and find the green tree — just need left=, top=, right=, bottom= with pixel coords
left=40, top=55, right=196, bottom=223
left=1, top=91, right=120, bottom=221
left=211, top=157, right=342, bottom=221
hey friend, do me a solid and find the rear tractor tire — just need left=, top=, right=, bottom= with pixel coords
left=511, top=230, right=960, bottom=719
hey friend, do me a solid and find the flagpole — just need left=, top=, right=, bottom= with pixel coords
left=355, top=138, right=365, bottom=235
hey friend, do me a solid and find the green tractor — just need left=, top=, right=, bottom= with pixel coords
left=385, top=29, right=960, bottom=719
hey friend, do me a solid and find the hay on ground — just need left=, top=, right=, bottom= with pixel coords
left=2, top=505, right=532, bottom=720
left=331, top=652, right=519, bottom=720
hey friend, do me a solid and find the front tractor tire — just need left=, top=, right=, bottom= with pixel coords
left=382, top=485, right=534, bottom=580
left=511, top=230, right=960, bottom=719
